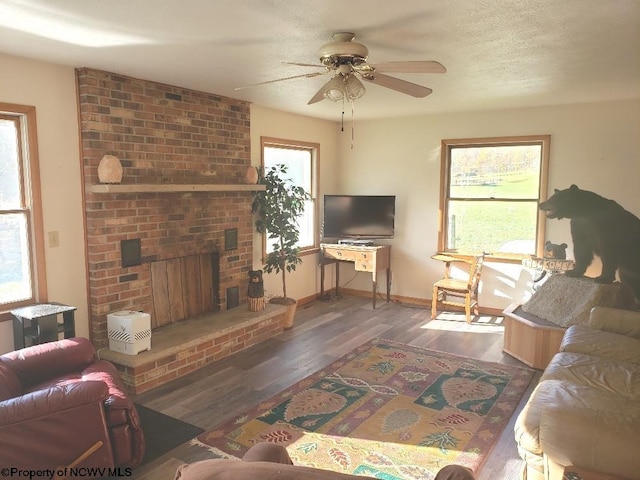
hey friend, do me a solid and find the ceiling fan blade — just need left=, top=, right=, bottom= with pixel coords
left=235, top=71, right=326, bottom=91
left=307, top=80, right=330, bottom=105
left=361, top=72, right=432, bottom=98
left=369, top=61, right=446, bottom=74
left=284, top=62, right=326, bottom=68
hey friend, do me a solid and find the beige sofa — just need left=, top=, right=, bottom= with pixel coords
left=174, top=443, right=476, bottom=480
left=514, top=306, right=640, bottom=480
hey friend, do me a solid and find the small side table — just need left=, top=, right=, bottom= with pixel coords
left=11, top=303, right=76, bottom=350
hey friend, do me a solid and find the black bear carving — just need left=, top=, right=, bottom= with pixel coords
left=248, top=270, right=264, bottom=298
left=539, top=184, right=640, bottom=300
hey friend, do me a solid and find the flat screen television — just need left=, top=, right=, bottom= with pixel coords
left=323, top=195, right=395, bottom=240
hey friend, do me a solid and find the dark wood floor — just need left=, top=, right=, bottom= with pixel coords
left=132, top=294, right=541, bottom=480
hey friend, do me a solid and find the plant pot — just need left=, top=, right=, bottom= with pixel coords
left=269, top=297, right=297, bottom=329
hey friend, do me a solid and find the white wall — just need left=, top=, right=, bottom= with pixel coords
left=249, top=105, right=339, bottom=302
left=0, top=52, right=87, bottom=354
left=334, top=99, right=640, bottom=311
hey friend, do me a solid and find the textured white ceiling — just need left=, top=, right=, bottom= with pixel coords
left=1, top=0, right=639, bottom=121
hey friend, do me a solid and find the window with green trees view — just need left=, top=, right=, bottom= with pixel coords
left=439, top=136, right=550, bottom=258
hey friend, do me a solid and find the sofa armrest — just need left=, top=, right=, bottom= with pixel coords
left=0, top=385, right=115, bottom=470
left=1, top=338, right=96, bottom=388
left=539, top=405, right=640, bottom=480
left=0, top=381, right=108, bottom=426
left=79, top=361, right=145, bottom=468
left=588, top=307, right=640, bottom=338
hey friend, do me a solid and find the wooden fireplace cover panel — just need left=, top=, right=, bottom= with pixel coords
left=150, top=253, right=216, bottom=328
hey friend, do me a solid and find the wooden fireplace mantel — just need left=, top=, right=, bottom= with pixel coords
left=88, top=184, right=266, bottom=193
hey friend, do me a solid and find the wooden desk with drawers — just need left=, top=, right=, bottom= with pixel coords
left=320, top=243, right=391, bottom=309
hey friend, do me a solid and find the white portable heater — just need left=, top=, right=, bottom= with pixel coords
left=107, top=310, right=151, bottom=355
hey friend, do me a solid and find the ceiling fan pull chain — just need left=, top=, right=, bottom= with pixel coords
left=341, top=96, right=345, bottom=132
left=351, top=100, right=355, bottom=149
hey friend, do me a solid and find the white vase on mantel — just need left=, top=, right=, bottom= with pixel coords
left=98, top=154, right=123, bottom=184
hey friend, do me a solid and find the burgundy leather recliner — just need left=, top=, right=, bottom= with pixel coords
left=0, top=337, right=145, bottom=470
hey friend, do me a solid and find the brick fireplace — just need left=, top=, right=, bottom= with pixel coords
left=77, top=68, right=257, bottom=350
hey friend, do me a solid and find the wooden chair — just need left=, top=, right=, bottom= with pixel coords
left=431, top=254, right=485, bottom=323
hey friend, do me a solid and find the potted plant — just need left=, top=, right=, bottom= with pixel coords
left=252, top=164, right=310, bottom=328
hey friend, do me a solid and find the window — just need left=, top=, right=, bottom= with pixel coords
left=439, top=135, right=550, bottom=259
left=261, top=137, right=318, bottom=254
left=0, top=103, right=46, bottom=320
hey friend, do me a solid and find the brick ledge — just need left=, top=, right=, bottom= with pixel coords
left=99, top=304, right=287, bottom=393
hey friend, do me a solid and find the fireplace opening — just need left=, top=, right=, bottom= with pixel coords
left=150, top=251, right=220, bottom=329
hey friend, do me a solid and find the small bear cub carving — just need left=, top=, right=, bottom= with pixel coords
left=248, top=270, right=264, bottom=298
left=544, top=241, right=568, bottom=260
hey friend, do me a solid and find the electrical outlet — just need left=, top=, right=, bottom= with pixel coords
left=48, top=231, right=60, bottom=248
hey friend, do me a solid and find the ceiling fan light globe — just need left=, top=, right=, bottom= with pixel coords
left=324, top=75, right=346, bottom=102
left=325, top=88, right=344, bottom=102
left=345, top=75, right=366, bottom=100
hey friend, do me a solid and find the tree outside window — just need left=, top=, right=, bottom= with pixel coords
left=439, top=136, right=550, bottom=259
left=261, top=137, right=318, bottom=254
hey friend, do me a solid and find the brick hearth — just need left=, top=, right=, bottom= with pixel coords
left=100, top=304, right=286, bottom=394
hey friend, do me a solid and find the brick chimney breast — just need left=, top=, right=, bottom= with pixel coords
left=77, top=68, right=252, bottom=348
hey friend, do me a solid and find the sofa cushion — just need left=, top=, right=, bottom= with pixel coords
left=540, top=404, right=640, bottom=480
left=540, top=352, right=640, bottom=397
left=514, top=379, right=639, bottom=456
left=174, top=459, right=376, bottom=480
left=0, top=359, right=22, bottom=401
left=561, top=324, right=640, bottom=364
left=588, top=306, right=640, bottom=338
left=24, top=371, right=83, bottom=390
left=1, top=338, right=96, bottom=388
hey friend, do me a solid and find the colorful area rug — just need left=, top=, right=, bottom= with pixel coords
left=196, top=339, right=534, bottom=479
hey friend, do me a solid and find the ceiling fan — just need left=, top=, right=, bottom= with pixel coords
left=236, top=32, right=446, bottom=105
